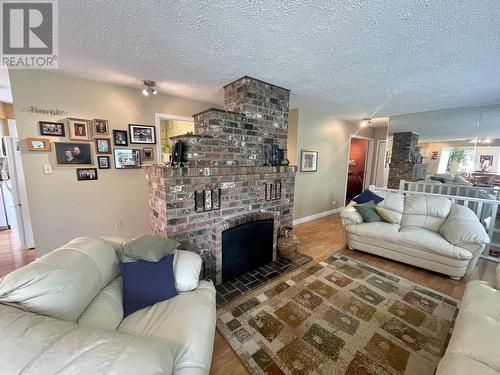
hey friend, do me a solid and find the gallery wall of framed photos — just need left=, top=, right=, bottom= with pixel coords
left=32, top=120, right=157, bottom=180
left=10, top=69, right=210, bottom=256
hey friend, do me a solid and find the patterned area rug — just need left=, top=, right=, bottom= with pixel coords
left=217, top=254, right=459, bottom=375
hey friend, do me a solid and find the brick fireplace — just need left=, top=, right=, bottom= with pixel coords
left=145, top=76, right=297, bottom=284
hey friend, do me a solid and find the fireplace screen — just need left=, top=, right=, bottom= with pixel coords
left=222, top=219, right=274, bottom=282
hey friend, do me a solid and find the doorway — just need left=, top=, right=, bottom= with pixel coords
left=345, top=136, right=373, bottom=204
left=374, top=140, right=388, bottom=188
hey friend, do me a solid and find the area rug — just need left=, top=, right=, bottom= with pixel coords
left=217, top=254, right=459, bottom=375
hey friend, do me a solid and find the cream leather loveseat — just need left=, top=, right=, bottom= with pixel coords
left=437, top=265, right=500, bottom=374
left=341, top=190, right=490, bottom=279
left=0, top=236, right=216, bottom=375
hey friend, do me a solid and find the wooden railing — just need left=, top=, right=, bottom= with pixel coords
left=370, top=185, right=500, bottom=262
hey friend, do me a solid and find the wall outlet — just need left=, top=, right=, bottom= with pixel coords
left=331, top=200, right=336, bottom=207
left=43, top=164, right=53, bottom=175
left=115, top=221, right=123, bottom=230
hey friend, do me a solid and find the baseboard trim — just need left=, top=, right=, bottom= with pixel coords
left=293, top=208, right=342, bottom=226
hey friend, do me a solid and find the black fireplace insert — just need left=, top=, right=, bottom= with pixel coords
left=222, top=219, right=274, bottom=282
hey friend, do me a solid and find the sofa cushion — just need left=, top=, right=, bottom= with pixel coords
left=444, top=310, right=500, bottom=373
left=398, top=226, right=472, bottom=260
left=345, top=222, right=401, bottom=243
left=78, top=277, right=123, bottom=330
left=118, top=280, right=216, bottom=374
left=374, top=191, right=405, bottom=213
left=120, top=254, right=178, bottom=317
left=401, top=194, right=452, bottom=232
left=437, top=353, right=499, bottom=375
left=118, top=234, right=180, bottom=262
left=174, top=250, right=202, bottom=292
left=354, top=201, right=382, bottom=222
left=353, top=189, right=384, bottom=204
left=0, top=303, right=174, bottom=374
left=0, top=237, right=120, bottom=322
left=439, top=205, right=490, bottom=246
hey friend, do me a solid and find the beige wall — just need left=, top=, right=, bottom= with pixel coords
left=287, top=108, right=299, bottom=165
left=10, top=70, right=213, bottom=256
left=293, top=109, right=373, bottom=220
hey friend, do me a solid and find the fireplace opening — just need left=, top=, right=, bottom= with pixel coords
left=222, top=219, right=274, bottom=282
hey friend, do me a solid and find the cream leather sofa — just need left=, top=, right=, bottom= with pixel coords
left=341, top=190, right=490, bottom=279
left=0, top=236, right=216, bottom=375
left=437, top=266, right=500, bottom=374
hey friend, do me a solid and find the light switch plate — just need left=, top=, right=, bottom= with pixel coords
left=43, top=164, right=53, bottom=175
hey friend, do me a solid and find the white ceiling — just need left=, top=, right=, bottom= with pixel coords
left=5, top=1, right=500, bottom=118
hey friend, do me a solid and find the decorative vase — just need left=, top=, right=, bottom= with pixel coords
left=277, top=226, right=299, bottom=259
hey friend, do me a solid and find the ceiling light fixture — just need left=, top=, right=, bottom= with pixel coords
left=141, top=80, right=158, bottom=96
left=360, top=118, right=372, bottom=127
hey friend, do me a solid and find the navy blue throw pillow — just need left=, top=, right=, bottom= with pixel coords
left=120, top=254, right=178, bottom=317
left=352, top=189, right=384, bottom=205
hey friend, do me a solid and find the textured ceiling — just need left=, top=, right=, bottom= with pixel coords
left=13, top=1, right=500, bottom=118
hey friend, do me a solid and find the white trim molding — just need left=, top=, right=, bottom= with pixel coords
left=292, top=208, right=342, bottom=226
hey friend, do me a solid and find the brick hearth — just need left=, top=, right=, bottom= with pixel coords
left=146, top=76, right=297, bottom=283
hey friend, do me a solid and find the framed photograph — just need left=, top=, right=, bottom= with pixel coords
left=93, top=119, right=108, bottom=135
left=39, top=121, right=65, bottom=137
left=143, top=147, right=154, bottom=162
left=300, top=150, right=318, bottom=172
left=113, top=130, right=128, bottom=146
left=95, top=138, right=111, bottom=154
left=480, top=154, right=494, bottom=170
left=97, top=156, right=110, bottom=169
left=114, top=148, right=141, bottom=169
left=129, top=124, right=156, bottom=144
left=76, top=168, right=98, bottom=181
left=67, top=118, right=91, bottom=141
left=26, top=137, right=50, bottom=152
left=53, top=142, right=93, bottom=166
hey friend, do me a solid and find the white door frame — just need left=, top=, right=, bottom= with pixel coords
left=154, top=113, right=194, bottom=163
left=4, top=130, right=35, bottom=249
left=373, top=139, right=387, bottom=188
left=344, top=135, right=374, bottom=206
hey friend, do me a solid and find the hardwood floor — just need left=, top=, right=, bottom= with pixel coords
left=0, top=229, right=35, bottom=278
left=209, top=213, right=497, bottom=375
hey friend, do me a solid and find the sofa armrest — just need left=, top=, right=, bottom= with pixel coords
left=340, top=206, right=363, bottom=226
left=173, top=250, right=202, bottom=292
left=439, top=205, right=491, bottom=246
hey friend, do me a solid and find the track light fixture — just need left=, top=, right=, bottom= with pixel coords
left=141, top=80, right=158, bottom=96
left=360, top=118, right=372, bottom=127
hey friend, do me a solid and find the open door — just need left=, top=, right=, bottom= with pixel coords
left=345, top=136, right=374, bottom=204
